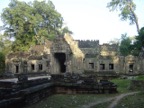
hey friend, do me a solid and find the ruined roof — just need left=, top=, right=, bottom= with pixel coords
left=7, top=52, right=30, bottom=59
left=80, top=48, right=99, bottom=55
left=85, top=54, right=97, bottom=58
left=99, top=44, right=119, bottom=57
left=99, top=55, right=113, bottom=59
left=78, top=40, right=99, bottom=48
left=30, top=45, right=44, bottom=53
left=64, top=33, right=84, bottom=58
left=44, top=40, right=52, bottom=48
left=29, top=40, right=52, bottom=54
left=100, top=44, right=118, bottom=52
left=28, top=55, right=43, bottom=60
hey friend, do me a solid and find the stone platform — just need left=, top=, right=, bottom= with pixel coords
left=0, top=74, right=117, bottom=108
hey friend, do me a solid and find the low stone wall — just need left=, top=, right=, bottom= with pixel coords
left=129, top=80, right=144, bottom=91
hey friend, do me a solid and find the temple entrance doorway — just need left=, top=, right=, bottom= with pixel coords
left=54, top=53, right=66, bottom=73
left=129, top=64, right=134, bottom=73
left=15, top=65, right=19, bottom=73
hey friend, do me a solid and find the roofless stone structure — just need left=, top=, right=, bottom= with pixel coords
left=5, top=34, right=144, bottom=76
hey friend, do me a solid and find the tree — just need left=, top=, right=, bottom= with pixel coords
left=119, top=33, right=133, bottom=56
left=107, top=0, right=140, bottom=33
left=1, top=0, right=64, bottom=51
left=59, top=26, right=73, bottom=36
left=0, top=52, right=5, bottom=74
left=108, top=38, right=120, bottom=45
left=132, top=27, right=144, bottom=56
left=0, top=33, right=13, bottom=54
left=0, top=34, right=4, bottom=51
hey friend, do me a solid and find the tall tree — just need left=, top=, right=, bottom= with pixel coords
left=119, top=33, right=133, bottom=56
left=107, top=0, right=140, bottom=33
left=0, top=34, right=12, bottom=55
left=0, top=34, right=4, bottom=51
left=0, top=52, right=5, bottom=74
left=132, top=27, right=144, bottom=56
left=1, top=0, right=64, bottom=51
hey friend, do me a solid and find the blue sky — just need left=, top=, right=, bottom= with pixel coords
left=0, top=0, right=144, bottom=44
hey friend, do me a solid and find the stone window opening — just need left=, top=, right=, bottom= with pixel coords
left=109, top=64, right=114, bottom=70
left=100, top=64, right=105, bottom=70
left=46, top=61, right=50, bottom=67
left=31, top=64, right=35, bottom=70
left=89, top=63, right=94, bottom=69
left=39, top=64, right=43, bottom=70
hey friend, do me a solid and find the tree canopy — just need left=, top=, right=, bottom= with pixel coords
left=119, top=33, right=133, bottom=56
left=132, top=27, right=144, bottom=56
left=107, top=0, right=139, bottom=33
left=1, top=0, right=65, bottom=51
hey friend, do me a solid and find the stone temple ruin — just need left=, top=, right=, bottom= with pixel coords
left=5, top=33, right=144, bottom=76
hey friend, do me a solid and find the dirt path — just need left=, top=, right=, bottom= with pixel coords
left=81, top=92, right=139, bottom=108
left=81, top=97, right=115, bottom=108
left=107, top=91, right=139, bottom=108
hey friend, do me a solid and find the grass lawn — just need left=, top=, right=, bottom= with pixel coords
left=115, top=92, right=144, bottom=108
left=90, top=100, right=113, bottom=108
left=111, top=78, right=131, bottom=93
left=135, top=75, right=144, bottom=80
left=25, top=94, right=117, bottom=108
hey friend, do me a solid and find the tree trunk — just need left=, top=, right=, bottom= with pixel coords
left=129, top=5, right=140, bottom=33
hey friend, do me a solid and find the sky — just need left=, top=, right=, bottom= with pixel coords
left=0, top=0, right=144, bottom=44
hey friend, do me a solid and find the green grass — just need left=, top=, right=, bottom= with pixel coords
left=135, top=75, right=144, bottom=80
left=25, top=78, right=135, bottom=108
left=90, top=100, right=113, bottom=108
left=115, top=92, right=144, bottom=108
left=25, top=94, right=117, bottom=108
left=111, top=79, right=131, bottom=93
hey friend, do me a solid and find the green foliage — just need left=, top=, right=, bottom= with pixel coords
left=1, top=0, right=64, bottom=51
left=0, top=52, right=5, bottom=73
left=0, top=34, right=4, bottom=51
left=0, top=41, right=4, bottom=50
left=132, top=27, right=144, bottom=56
left=60, top=26, right=73, bottom=35
left=107, top=0, right=139, bottom=33
left=0, top=34, right=12, bottom=54
left=119, top=34, right=133, bottom=56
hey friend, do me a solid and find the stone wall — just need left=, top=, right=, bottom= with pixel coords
left=78, top=40, right=99, bottom=48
